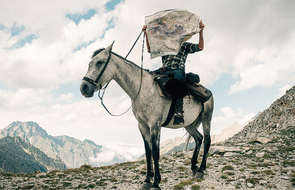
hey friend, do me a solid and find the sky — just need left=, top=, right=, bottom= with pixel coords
left=0, top=0, right=294, bottom=152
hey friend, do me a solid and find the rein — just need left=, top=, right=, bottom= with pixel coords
left=96, top=31, right=145, bottom=116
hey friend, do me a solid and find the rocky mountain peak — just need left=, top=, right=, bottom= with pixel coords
left=1, top=121, right=48, bottom=141
left=83, top=139, right=99, bottom=146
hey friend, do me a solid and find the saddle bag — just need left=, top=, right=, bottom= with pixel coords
left=186, top=72, right=200, bottom=84
left=185, top=83, right=212, bottom=103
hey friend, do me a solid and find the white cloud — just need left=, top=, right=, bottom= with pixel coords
left=278, top=84, right=292, bottom=98
left=212, top=106, right=255, bottom=135
left=229, top=34, right=295, bottom=93
left=1, top=0, right=294, bottom=90
left=58, top=93, right=74, bottom=102
left=0, top=0, right=294, bottom=147
left=0, top=88, right=51, bottom=111
left=89, top=143, right=144, bottom=164
left=0, top=0, right=114, bottom=89
left=0, top=0, right=108, bottom=42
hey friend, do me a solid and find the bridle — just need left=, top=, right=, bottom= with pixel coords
left=82, top=31, right=145, bottom=116
left=82, top=46, right=112, bottom=89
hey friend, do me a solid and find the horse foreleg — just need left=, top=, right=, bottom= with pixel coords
left=138, top=124, right=153, bottom=187
left=151, top=126, right=161, bottom=189
left=185, top=122, right=203, bottom=177
left=143, top=139, right=154, bottom=182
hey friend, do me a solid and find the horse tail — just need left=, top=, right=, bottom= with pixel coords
left=184, top=133, right=192, bottom=151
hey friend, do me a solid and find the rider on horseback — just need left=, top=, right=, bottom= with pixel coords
left=142, top=20, right=205, bottom=125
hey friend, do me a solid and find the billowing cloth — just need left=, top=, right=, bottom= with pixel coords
left=145, top=9, right=201, bottom=59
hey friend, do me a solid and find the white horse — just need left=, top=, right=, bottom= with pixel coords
left=80, top=43, right=214, bottom=189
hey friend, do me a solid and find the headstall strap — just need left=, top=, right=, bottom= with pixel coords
left=98, top=30, right=145, bottom=116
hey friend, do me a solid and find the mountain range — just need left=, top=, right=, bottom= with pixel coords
left=0, top=121, right=138, bottom=170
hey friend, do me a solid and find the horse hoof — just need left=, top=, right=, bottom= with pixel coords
left=150, top=184, right=161, bottom=190
left=140, top=182, right=152, bottom=190
left=150, top=187, right=161, bottom=190
left=195, top=171, right=204, bottom=179
left=192, top=167, right=199, bottom=176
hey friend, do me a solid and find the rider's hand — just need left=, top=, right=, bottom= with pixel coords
left=199, top=20, right=205, bottom=32
left=142, top=25, right=147, bottom=32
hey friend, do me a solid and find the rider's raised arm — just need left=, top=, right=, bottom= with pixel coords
left=198, top=20, right=205, bottom=50
left=183, top=20, right=205, bottom=53
left=142, top=25, right=151, bottom=53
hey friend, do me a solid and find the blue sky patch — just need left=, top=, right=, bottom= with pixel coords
left=0, top=24, right=5, bottom=30
left=73, top=40, right=96, bottom=52
left=105, top=0, right=124, bottom=11
left=66, top=9, right=97, bottom=24
left=73, top=18, right=115, bottom=52
left=10, top=34, right=39, bottom=49
left=52, top=81, right=84, bottom=102
left=10, top=24, right=25, bottom=36
left=210, top=73, right=279, bottom=115
left=100, top=19, right=115, bottom=39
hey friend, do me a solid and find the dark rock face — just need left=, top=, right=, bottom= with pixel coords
left=0, top=135, right=67, bottom=173
left=0, top=136, right=47, bottom=173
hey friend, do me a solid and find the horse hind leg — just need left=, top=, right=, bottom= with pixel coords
left=199, top=120, right=211, bottom=172
left=199, top=96, right=214, bottom=172
left=185, top=118, right=203, bottom=176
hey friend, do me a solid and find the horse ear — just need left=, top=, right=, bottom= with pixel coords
left=105, top=41, right=115, bottom=53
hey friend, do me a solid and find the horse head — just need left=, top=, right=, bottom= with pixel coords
left=80, top=42, right=114, bottom=97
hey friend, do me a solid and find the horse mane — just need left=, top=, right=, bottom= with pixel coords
left=92, top=48, right=105, bottom=58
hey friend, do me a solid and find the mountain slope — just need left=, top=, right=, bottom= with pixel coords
left=228, top=85, right=295, bottom=142
left=0, top=136, right=55, bottom=173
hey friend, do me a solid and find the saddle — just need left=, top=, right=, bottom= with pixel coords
left=152, top=70, right=212, bottom=127
left=152, top=71, right=212, bottom=103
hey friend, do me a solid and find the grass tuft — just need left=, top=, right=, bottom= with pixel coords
left=191, top=184, right=201, bottom=190
left=222, top=165, right=234, bottom=172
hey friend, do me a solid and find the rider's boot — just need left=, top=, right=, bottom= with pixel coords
left=174, top=98, right=184, bottom=125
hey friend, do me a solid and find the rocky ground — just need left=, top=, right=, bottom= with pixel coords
left=0, top=126, right=294, bottom=190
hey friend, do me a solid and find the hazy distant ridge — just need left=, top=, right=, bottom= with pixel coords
left=0, top=121, right=134, bottom=168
